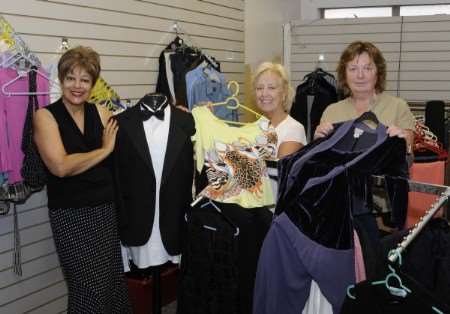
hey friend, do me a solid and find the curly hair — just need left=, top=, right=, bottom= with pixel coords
left=336, top=41, right=386, bottom=97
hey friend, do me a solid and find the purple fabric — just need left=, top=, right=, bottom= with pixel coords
left=0, top=68, right=49, bottom=183
left=282, top=120, right=386, bottom=198
left=253, top=213, right=355, bottom=314
left=275, top=120, right=409, bottom=251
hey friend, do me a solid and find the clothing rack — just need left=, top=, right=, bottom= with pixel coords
left=388, top=187, right=449, bottom=263
left=372, top=175, right=450, bottom=263
left=171, top=20, right=219, bottom=69
left=390, top=189, right=449, bottom=263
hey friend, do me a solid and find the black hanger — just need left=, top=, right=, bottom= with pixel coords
left=303, top=68, right=334, bottom=94
left=168, top=36, right=184, bottom=51
left=201, top=53, right=220, bottom=71
left=355, top=110, right=379, bottom=125
left=303, top=68, right=334, bottom=81
left=317, top=67, right=334, bottom=78
left=137, top=93, right=169, bottom=112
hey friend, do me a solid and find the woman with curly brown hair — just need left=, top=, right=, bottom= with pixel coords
left=314, top=41, right=415, bottom=149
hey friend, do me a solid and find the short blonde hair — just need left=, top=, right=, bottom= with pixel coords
left=252, top=62, right=294, bottom=112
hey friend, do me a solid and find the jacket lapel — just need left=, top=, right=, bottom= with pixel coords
left=161, top=109, right=190, bottom=187
left=121, top=105, right=154, bottom=172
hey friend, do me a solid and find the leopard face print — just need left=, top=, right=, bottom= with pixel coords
left=224, top=150, right=263, bottom=192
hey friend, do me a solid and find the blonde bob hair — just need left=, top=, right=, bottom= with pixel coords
left=252, top=62, right=294, bottom=112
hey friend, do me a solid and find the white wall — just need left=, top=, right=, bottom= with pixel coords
left=245, top=0, right=450, bottom=66
left=245, top=0, right=301, bottom=69
left=300, top=0, right=450, bottom=20
left=289, top=14, right=450, bottom=105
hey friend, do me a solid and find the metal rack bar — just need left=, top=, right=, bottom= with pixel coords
left=388, top=186, right=450, bottom=263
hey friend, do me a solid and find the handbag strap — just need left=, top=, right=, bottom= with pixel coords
left=28, top=67, right=39, bottom=111
left=13, top=203, right=22, bottom=276
left=21, top=67, right=39, bottom=152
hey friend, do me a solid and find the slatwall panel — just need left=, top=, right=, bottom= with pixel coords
left=1, top=0, right=244, bottom=103
left=0, top=0, right=244, bottom=313
left=289, top=15, right=450, bottom=110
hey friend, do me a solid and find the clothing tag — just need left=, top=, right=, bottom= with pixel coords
left=353, top=128, right=364, bottom=138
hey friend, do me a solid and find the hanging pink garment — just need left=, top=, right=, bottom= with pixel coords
left=0, top=67, right=50, bottom=183
left=353, top=230, right=366, bottom=283
left=406, top=161, right=446, bottom=228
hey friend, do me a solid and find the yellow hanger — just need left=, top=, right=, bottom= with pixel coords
left=0, top=17, right=18, bottom=50
left=210, top=81, right=262, bottom=125
left=89, top=77, right=120, bottom=103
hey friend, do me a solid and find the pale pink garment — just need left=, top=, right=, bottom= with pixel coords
left=353, top=230, right=366, bottom=283
left=406, top=161, right=445, bottom=228
left=0, top=67, right=50, bottom=183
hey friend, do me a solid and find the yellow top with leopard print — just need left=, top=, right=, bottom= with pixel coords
left=192, top=106, right=277, bottom=208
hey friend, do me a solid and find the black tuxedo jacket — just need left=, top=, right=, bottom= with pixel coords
left=112, top=105, right=195, bottom=255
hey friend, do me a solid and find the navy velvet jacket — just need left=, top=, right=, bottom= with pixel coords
left=276, top=119, right=409, bottom=250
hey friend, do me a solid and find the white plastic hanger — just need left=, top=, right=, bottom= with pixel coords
left=1, top=52, right=61, bottom=96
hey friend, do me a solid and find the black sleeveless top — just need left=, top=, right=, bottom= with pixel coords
left=45, top=99, right=114, bottom=210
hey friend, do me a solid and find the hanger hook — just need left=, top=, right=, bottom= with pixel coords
left=60, top=37, right=70, bottom=51
left=172, top=21, right=179, bottom=35
left=387, top=249, right=403, bottom=265
left=227, top=81, right=239, bottom=97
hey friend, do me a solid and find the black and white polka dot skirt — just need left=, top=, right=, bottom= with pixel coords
left=49, top=202, right=131, bottom=313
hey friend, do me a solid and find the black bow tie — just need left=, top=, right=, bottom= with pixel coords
left=141, top=108, right=165, bottom=121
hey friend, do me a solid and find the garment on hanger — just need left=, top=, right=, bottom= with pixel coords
left=380, top=218, right=450, bottom=308
left=170, top=46, right=202, bottom=108
left=20, top=66, right=47, bottom=188
left=0, top=66, right=49, bottom=184
left=45, top=61, right=61, bottom=103
left=254, top=212, right=355, bottom=314
left=156, top=37, right=183, bottom=101
left=192, top=106, right=276, bottom=208
left=340, top=267, right=450, bottom=313
left=178, top=106, right=276, bottom=314
left=179, top=198, right=273, bottom=314
left=156, top=36, right=221, bottom=109
left=254, top=119, right=410, bottom=314
left=178, top=199, right=240, bottom=314
left=290, top=69, right=338, bottom=142
left=186, top=62, right=236, bottom=121
left=156, top=37, right=200, bottom=107
left=164, top=51, right=177, bottom=104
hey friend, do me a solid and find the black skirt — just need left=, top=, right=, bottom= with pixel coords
left=49, top=202, right=131, bottom=313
